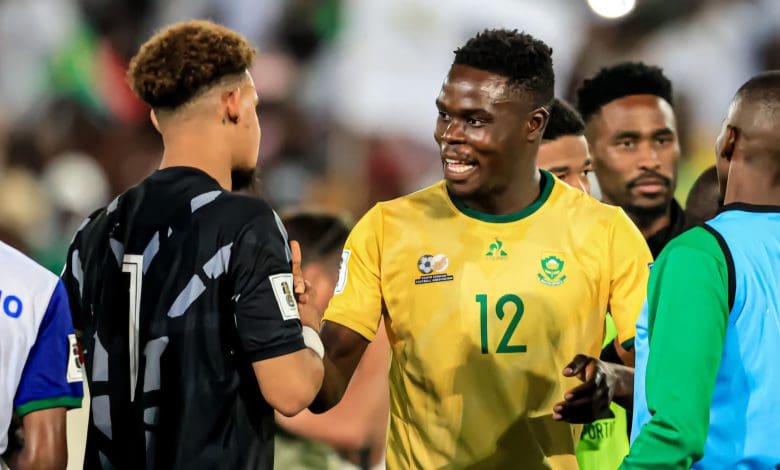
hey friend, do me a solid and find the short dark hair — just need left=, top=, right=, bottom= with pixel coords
left=453, top=29, right=554, bottom=107
left=576, top=62, right=673, bottom=122
left=735, top=70, right=780, bottom=105
left=281, top=212, right=351, bottom=264
left=685, top=166, right=721, bottom=227
left=127, top=20, right=256, bottom=110
left=542, top=98, right=585, bottom=141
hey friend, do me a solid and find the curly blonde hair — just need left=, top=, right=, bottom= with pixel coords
left=127, top=20, right=256, bottom=110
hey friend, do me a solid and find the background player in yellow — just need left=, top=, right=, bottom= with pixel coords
left=311, top=30, right=651, bottom=469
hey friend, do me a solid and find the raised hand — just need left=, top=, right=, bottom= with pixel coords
left=290, top=240, right=322, bottom=332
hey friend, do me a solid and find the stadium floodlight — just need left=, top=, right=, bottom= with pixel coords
left=587, top=0, right=637, bottom=19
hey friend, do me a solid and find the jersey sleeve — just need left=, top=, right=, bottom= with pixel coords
left=229, top=210, right=306, bottom=363
left=322, top=204, right=384, bottom=342
left=621, top=228, right=729, bottom=469
left=608, top=209, right=653, bottom=349
left=61, top=210, right=101, bottom=334
left=14, top=280, right=84, bottom=417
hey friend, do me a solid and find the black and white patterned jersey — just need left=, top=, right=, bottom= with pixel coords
left=62, top=167, right=305, bottom=470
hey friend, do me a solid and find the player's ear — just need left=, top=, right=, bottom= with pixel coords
left=150, top=109, right=161, bottom=133
left=720, top=125, right=737, bottom=162
left=527, top=106, right=550, bottom=142
left=222, top=86, right=242, bottom=125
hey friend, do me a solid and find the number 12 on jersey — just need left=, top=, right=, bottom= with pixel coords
left=476, top=293, right=527, bottom=354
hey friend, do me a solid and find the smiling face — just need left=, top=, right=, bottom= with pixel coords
left=434, top=64, right=546, bottom=202
left=587, top=95, right=680, bottom=211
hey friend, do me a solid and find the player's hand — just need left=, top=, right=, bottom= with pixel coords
left=290, top=240, right=322, bottom=332
left=552, top=354, right=616, bottom=423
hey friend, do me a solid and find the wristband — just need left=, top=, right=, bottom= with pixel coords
left=302, top=326, right=324, bottom=360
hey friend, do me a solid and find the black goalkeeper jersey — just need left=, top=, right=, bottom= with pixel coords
left=62, top=167, right=306, bottom=470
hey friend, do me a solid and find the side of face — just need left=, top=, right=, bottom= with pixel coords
left=537, top=135, right=592, bottom=193
left=226, top=70, right=262, bottom=172
left=587, top=95, right=680, bottom=210
left=714, top=100, right=739, bottom=200
left=433, top=64, right=547, bottom=199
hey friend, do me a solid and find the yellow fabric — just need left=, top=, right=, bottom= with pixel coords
left=324, top=175, right=651, bottom=469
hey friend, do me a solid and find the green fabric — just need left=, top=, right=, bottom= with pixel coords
left=603, top=314, right=617, bottom=349
left=576, top=314, right=629, bottom=470
left=450, top=170, right=554, bottom=223
left=15, top=396, right=82, bottom=417
left=274, top=432, right=345, bottom=470
left=577, top=403, right=630, bottom=470
left=621, top=227, right=730, bottom=469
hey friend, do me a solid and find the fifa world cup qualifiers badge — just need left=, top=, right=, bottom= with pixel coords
left=415, top=254, right=454, bottom=285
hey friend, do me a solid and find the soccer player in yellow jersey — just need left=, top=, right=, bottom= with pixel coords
left=311, top=30, right=651, bottom=469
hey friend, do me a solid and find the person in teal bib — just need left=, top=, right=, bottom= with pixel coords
left=624, top=71, right=780, bottom=469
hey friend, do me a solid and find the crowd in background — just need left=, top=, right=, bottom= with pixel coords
left=1, top=0, right=780, bottom=272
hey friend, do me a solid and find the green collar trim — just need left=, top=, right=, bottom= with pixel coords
left=449, top=170, right=554, bottom=223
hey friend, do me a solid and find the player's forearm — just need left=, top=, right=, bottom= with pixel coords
left=309, top=321, right=369, bottom=413
left=310, top=355, right=351, bottom=413
left=11, top=408, right=68, bottom=470
left=620, top=416, right=700, bottom=470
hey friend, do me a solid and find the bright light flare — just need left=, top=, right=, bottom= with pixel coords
left=587, top=0, right=637, bottom=19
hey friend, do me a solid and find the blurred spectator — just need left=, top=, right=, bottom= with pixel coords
left=0, top=168, right=52, bottom=255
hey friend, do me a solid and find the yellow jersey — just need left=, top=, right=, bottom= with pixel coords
left=324, top=171, right=651, bottom=469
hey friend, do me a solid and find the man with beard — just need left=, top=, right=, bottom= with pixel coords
left=576, top=62, right=685, bottom=258
left=311, top=29, right=651, bottom=469
left=60, top=20, right=324, bottom=469
left=624, top=71, right=780, bottom=469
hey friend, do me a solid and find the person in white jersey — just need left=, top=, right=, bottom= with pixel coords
left=0, top=241, right=83, bottom=468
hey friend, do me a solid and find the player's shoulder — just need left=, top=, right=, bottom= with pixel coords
left=373, top=180, right=448, bottom=216
left=658, top=225, right=722, bottom=259
left=0, top=242, right=59, bottom=299
left=212, top=192, right=278, bottom=226
left=551, top=179, right=626, bottom=223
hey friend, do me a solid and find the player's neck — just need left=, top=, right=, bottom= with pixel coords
left=633, top=212, right=671, bottom=240
left=159, top=130, right=233, bottom=191
left=462, top=170, right=543, bottom=215
left=724, top=177, right=780, bottom=206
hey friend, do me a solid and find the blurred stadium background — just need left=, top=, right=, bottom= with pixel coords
left=1, top=0, right=779, bottom=467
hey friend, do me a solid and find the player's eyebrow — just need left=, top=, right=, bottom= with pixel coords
left=611, top=130, right=641, bottom=141
left=547, top=165, right=570, bottom=173
left=435, top=99, right=491, bottom=117
left=651, top=127, right=675, bottom=138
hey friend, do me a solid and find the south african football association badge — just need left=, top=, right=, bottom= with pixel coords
left=537, top=255, right=567, bottom=286
left=415, top=254, right=454, bottom=284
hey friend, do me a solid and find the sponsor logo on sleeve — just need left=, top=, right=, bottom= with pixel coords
left=269, top=273, right=300, bottom=321
left=67, top=334, right=84, bottom=383
left=334, top=250, right=350, bottom=295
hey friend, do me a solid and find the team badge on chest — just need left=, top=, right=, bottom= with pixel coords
left=537, top=255, right=567, bottom=286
